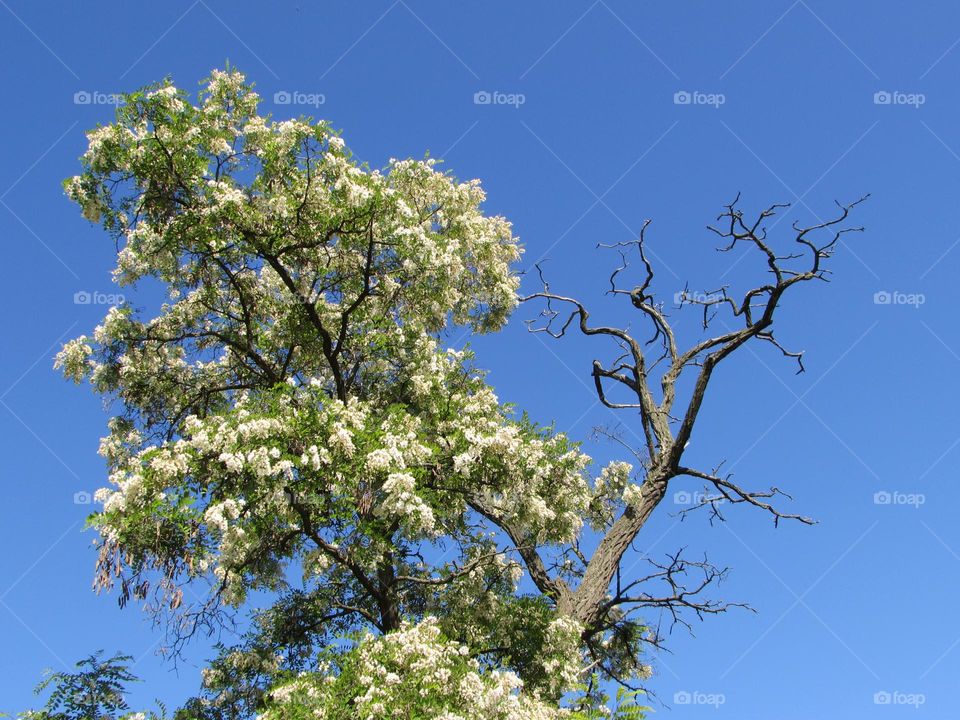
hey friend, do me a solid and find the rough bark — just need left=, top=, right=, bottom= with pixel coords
left=560, top=474, right=669, bottom=627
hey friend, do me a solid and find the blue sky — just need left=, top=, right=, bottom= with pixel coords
left=0, top=1, right=957, bottom=716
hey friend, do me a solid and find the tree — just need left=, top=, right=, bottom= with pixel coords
left=53, top=67, right=864, bottom=717
left=17, top=652, right=159, bottom=720
left=522, top=194, right=867, bottom=629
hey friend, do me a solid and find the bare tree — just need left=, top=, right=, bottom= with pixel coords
left=521, top=193, right=868, bottom=639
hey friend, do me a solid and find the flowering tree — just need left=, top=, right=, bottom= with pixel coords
left=54, top=68, right=863, bottom=718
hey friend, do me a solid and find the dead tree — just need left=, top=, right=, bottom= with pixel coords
left=522, top=194, right=868, bottom=636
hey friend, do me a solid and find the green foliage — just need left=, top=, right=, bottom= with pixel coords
left=46, top=66, right=656, bottom=720
left=18, top=652, right=164, bottom=720
left=257, top=619, right=574, bottom=720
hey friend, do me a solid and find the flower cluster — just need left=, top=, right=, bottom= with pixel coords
left=87, top=338, right=598, bottom=607
left=587, top=461, right=634, bottom=529
left=62, top=69, right=520, bottom=335
left=539, top=617, right=586, bottom=699
left=378, top=472, right=436, bottom=535
left=259, top=618, right=571, bottom=720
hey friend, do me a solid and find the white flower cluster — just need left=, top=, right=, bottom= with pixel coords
left=54, top=336, right=93, bottom=383
left=622, top=482, right=645, bottom=507
left=448, top=384, right=592, bottom=544
left=83, top=329, right=608, bottom=609
left=259, top=617, right=571, bottom=720
left=378, top=472, right=436, bottom=535
left=204, top=499, right=241, bottom=534
left=587, top=461, right=634, bottom=529
left=539, top=617, right=585, bottom=699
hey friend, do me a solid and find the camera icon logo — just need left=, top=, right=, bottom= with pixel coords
left=873, top=91, right=892, bottom=105
left=74, top=90, right=92, bottom=105
left=873, top=290, right=891, bottom=305
left=474, top=90, right=492, bottom=105
left=874, top=691, right=892, bottom=705
left=73, top=491, right=92, bottom=505
left=673, top=90, right=692, bottom=105
left=274, top=90, right=292, bottom=105
left=74, top=291, right=92, bottom=305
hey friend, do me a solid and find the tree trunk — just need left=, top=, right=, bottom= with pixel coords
left=560, top=476, right=668, bottom=628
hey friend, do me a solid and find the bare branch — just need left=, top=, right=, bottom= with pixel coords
left=523, top=195, right=866, bottom=634
left=675, top=465, right=816, bottom=526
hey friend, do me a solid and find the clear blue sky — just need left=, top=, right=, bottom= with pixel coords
left=1, top=2, right=957, bottom=716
